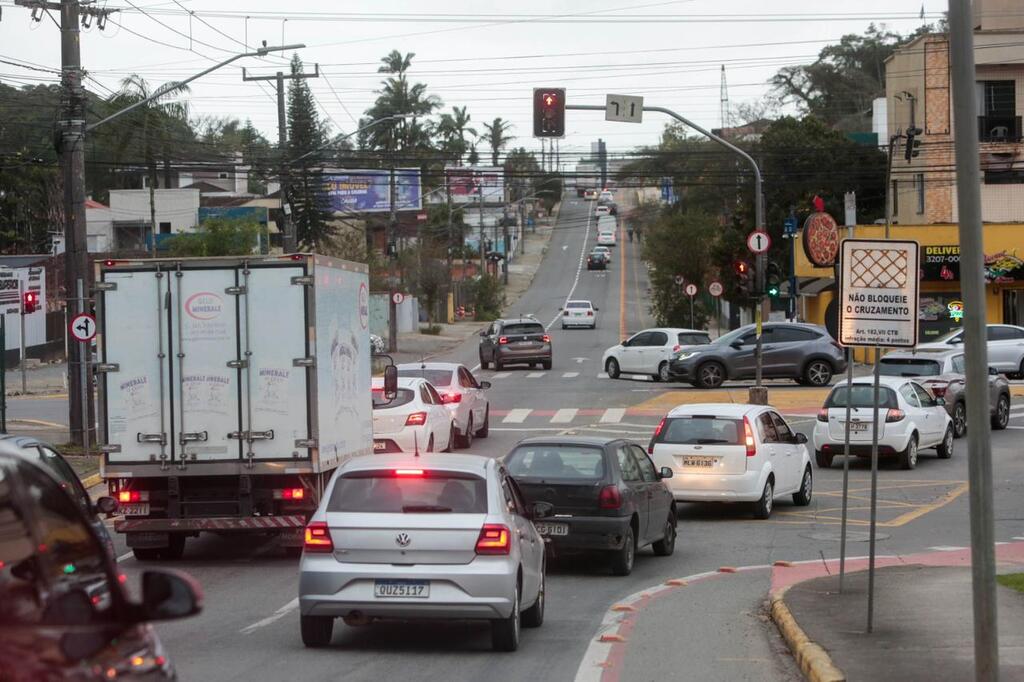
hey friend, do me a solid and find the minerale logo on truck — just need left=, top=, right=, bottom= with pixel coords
left=185, top=292, right=223, bottom=320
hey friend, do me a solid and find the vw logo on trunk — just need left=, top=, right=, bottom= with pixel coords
left=395, top=533, right=411, bottom=547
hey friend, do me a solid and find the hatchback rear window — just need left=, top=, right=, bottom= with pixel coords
left=825, top=386, right=898, bottom=409
left=657, top=417, right=743, bottom=445
left=328, top=471, right=487, bottom=513
left=502, top=323, right=544, bottom=335
left=505, top=446, right=605, bottom=480
left=372, top=388, right=414, bottom=409
left=879, top=359, right=942, bottom=377
left=397, top=369, right=452, bottom=387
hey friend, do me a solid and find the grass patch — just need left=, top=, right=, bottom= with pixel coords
left=419, top=324, right=443, bottom=336
left=997, top=573, right=1024, bottom=593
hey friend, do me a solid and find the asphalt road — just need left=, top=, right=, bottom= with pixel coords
left=41, top=195, right=1024, bottom=680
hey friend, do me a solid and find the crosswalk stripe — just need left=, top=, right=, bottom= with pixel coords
left=597, top=372, right=609, bottom=379
left=601, top=408, right=626, bottom=423
left=503, top=409, right=531, bottom=424
left=562, top=371, right=580, bottom=378
left=928, top=546, right=967, bottom=552
left=493, top=372, right=511, bottom=380
left=527, top=372, right=544, bottom=378
left=551, top=409, right=578, bottom=423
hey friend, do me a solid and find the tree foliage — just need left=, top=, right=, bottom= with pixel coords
left=359, top=50, right=441, bottom=154
left=480, top=118, right=514, bottom=167
left=164, top=217, right=262, bottom=256
left=641, top=208, right=718, bottom=328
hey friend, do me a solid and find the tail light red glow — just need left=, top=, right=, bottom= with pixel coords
left=817, top=408, right=829, bottom=423
left=498, top=336, right=508, bottom=345
left=475, top=524, right=511, bottom=554
left=598, top=485, right=623, bottom=510
left=395, top=468, right=424, bottom=476
left=439, top=392, right=463, bottom=404
left=405, top=412, right=427, bottom=426
left=280, top=487, right=304, bottom=500
left=586, top=311, right=593, bottom=317
left=303, top=522, right=333, bottom=553
left=117, top=490, right=148, bottom=503
left=649, top=417, right=666, bottom=454
left=672, top=344, right=681, bottom=353
left=743, top=417, right=757, bottom=457
left=885, top=409, right=905, bottom=423
left=542, top=334, right=551, bottom=343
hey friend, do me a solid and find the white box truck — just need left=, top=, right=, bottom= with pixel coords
left=95, top=254, right=375, bottom=560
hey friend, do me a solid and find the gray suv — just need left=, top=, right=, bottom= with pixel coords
left=668, top=322, right=847, bottom=388
left=479, top=317, right=552, bottom=370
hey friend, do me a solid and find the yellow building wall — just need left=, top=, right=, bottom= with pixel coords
left=794, top=222, right=1023, bottom=361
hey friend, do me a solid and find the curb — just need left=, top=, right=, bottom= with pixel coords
left=769, top=587, right=846, bottom=682
left=7, top=417, right=69, bottom=429
left=81, top=472, right=102, bottom=489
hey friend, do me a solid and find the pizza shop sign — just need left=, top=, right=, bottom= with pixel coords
left=921, top=244, right=1024, bottom=283
left=801, top=196, right=841, bottom=267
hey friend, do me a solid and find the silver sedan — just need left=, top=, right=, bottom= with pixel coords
left=298, top=453, right=547, bottom=652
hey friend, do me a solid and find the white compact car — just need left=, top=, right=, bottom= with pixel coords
left=396, top=362, right=492, bottom=448
left=812, top=376, right=954, bottom=470
left=372, top=377, right=455, bottom=453
left=597, top=230, right=617, bottom=247
left=599, top=190, right=614, bottom=202
left=647, top=403, right=813, bottom=519
left=603, top=328, right=711, bottom=382
left=595, top=205, right=611, bottom=217
left=561, top=299, right=598, bottom=329
left=298, top=453, right=547, bottom=651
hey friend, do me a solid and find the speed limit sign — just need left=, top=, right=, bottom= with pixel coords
left=708, top=280, right=724, bottom=297
left=684, top=283, right=698, bottom=297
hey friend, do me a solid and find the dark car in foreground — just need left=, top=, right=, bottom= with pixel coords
left=0, top=451, right=203, bottom=680
left=878, top=348, right=1011, bottom=437
left=668, top=322, right=847, bottom=388
left=479, top=317, right=552, bottom=370
left=504, top=437, right=677, bottom=576
left=0, top=435, right=119, bottom=559
left=587, top=250, right=608, bottom=270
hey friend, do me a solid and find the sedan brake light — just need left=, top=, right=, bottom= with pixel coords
left=599, top=485, right=623, bottom=510
left=498, top=336, right=508, bottom=345
left=649, top=417, right=667, bottom=454
left=743, top=417, right=757, bottom=457
left=303, top=522, right=333, bottom=553
left=925, top=382, right=947, bottom=397
left=439, top=392, right=462, bottom=404
left=671, top=344, right=681, bottom=353
left=475, top=524, right=511, bottom=555
left=405, top=412, right=427, bottom=426
left=586, top=310, right=593, bottom=317
left=817, top=408, right=829, bottom=423
left=885, top=409, right=906, bottom=423
left=542, top=334, right=551, bottom=343
left=395, top=469, right=424, bottom=476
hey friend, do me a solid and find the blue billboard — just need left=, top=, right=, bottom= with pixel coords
left=323, top=169, right=422, bottom=214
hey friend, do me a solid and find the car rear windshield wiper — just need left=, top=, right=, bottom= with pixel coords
left=401, top=505, right=453, bottom=513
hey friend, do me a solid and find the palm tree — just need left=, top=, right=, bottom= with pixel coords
left=361, top=51, right=441, bottom=153
left=481, top=117, right=514, bottom=166
left=436, top=105, right=476, bottom=164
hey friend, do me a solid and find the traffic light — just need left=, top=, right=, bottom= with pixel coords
left=904, top=126, right=922, bottom=162
left=533, top=88, right=566, bottom=138
left=765, top=262, right=783, bottom=298
left=733, top=260, right=752, bottom=297
left=22, top=290, right=39, bottom=314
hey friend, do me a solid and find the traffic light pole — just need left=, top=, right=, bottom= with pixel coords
left=566, top=103, right=767, bottom=396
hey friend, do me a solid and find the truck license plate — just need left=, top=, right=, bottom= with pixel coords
left=120, top=503, right=150, bottom=516
left=374, top=580, right=429, bottom=598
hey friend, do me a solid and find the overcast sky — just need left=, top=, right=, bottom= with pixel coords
left=1, top=0, right=947, bottom=165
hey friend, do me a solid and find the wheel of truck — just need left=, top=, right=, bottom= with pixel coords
left=132, top=547, right=162, bottom=561
left=163, top=533, right=186, bottom=560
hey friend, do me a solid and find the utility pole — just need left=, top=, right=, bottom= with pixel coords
left=478, top=178, right=486, bottom=270
left=243, top=64, right=319, bottom=253
left=949, top=2, right=1000, bottom=678
left=598, top=139, right=607, bottom=189
left=388, top=167, right=398, bottom=353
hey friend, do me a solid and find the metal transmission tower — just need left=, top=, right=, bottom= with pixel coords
left=243, top=63, right=320, bottom=253
left=720, top=64, right=730, bottom=131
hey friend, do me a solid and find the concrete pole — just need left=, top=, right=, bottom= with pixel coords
left=388, top=167, right=398, bottom=353
left=949, top=2, right=1000, bottom=678
left=277, top=72, right=295, bottom=252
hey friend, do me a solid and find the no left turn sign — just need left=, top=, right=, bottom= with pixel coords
left=747, top=230, right=771, bottom=254
left=69, top=313, right=97, bottom=342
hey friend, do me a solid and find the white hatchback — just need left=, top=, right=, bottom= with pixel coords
left=812, top=376, right=954, bottom=470
left=603, top=328, right=711, bottom=382
left=396, top=363, right=492, bottom=449
left=597, top=230, right=617, bottom=247
left=372, top=377, right=455, bottom=454
left=647, top=404, right=813, bottom=519
left=561, top=300, right=598, bottom=329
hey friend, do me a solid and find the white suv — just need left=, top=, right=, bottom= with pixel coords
left=647, top=403, right=813, bottom=519
left=812, top=376, right=954, bottom=470
left=916, top=324, right=1024, bottom=378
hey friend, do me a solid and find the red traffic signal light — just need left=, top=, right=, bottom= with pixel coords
left=533, top=87, right=566, bottom=138
left=22, top=290, right=39, bottom=314
left=733, top=260, right=751, bottom=277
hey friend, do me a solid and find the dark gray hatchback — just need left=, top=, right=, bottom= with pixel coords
left=668, top=322, right=847, bottom=388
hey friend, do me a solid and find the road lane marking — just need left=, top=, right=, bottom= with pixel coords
left=928, top=546, right=967, bottom=552
left=597, top=372, right=609, bottom=379
left=492, top=372, right=511, bottom=379
left=619, top=221, right=628, bottom=340
left=562, top=372, right=580, bottom=378
left=117, top=551, right=133, bottom=563
left=551, top=409, right=578, bottom=423
left=601, top=408, right=626, bottom=423
left=546, top=206, right=593, bottom=332
left=527, top=372, right=544, bottom=378
left=503, top=409, right=531, bottom=424
left=240, top=598, right=299, bottom=634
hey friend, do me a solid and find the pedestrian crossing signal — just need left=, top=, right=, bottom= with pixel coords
left=22, top=290, right=39, bottom=314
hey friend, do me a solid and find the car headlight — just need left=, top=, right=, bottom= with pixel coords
left=675, top=351, right=701, bottom=361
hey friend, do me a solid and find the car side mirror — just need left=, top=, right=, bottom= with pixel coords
left=730, top=341, right=743, bottom=349
left=594, top=307, right=600, bottom=311
left=139, top=570, right=202, bottom=622
left=935, top=397, right=946, bottom=406
left=479, top=330, right=488, bottom=337
left=94, top=496, right=118, bottom=515
left=621, top=339, right=630, bottom=346
left=383, top=364, right=399, bottom=401
left=479, top=381, right=491, bottom=389
left=988, top=366, right=998, bottom=376
left=531, top=501, right=554, bottom=520
left=659, top=467, right=674, bottom=479
left=793, top=433, right=808, bottom=445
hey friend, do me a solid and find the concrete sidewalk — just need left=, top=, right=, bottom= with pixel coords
left=4, top=360, right=68, bottom=396
left=772, top=543, right=1024, bottom=681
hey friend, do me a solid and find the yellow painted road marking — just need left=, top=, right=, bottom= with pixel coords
left=8, top=418, right=67, bottom=429
left=9, top=393, right=69, bottom=400
left=632, top=387, right=832, bottom=412
left=771, top=480, right=968, bottom=527
left=619, top=221, right=627, bottom=340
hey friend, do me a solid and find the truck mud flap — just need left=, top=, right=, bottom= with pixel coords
left=115, top=515, right=306, bottom=533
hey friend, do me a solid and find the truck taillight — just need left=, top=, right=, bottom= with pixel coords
left=599, top=485, right=623, bottom=510
left=475, top=524, right=511, bottom=555
left=304, top=522, right=333, bottom=553
left=743, top=417, right=756, bottom=457
left=117, top=490, right=149, bottom=503
left=274, top=488, right=305, bottom=500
